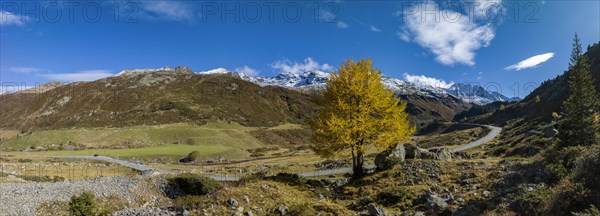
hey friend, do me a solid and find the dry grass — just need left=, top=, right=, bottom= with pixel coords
left=0, top=156, right=138, bottom=182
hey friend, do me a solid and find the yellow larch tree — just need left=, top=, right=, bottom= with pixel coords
left=311, top=59, right=415, bottom=178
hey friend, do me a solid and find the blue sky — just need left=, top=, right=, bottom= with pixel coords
left=1, top=0, right=599, bottom=98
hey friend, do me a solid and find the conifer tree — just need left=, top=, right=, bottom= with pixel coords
left=558, top=33, right=600, bottom=147
left=311, top=59, right=415, bottom=178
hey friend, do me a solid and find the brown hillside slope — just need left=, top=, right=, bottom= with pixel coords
left=0, top=71, right=316, bottom=130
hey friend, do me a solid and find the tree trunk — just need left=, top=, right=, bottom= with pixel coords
left=352, top=150, right=365, bottom=179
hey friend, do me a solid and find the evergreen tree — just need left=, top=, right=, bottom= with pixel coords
left=311, top=59, right=415, bottom=178
left=558, top=33, right=600, bottom=147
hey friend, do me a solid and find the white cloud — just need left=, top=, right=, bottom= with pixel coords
left=469, top=0, right=504, bottom=18
left=271, top=57, right=333, bottom=74
left=235, top=66, right=259, bottom=77
left=0, top=10, right=26, bottom=26
left=319, top=9, right=337, bottom=22
left=9, top=67, right=42, bottom=73
left=403, top=73, right=454, bottom=88
left=369, top=25, right=381, bottom=32
left=400, top=1, right=496, bottom=66
left=396, top=30, right=411, bottom=42
left=42, top=70, right=113, bottom=82
left=504, top=53, right=555, bottom=71
left=138, top=1, right=195, bottom=22
left=336, top=21, right=349, bottom=29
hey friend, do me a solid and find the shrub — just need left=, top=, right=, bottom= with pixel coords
left=69, top=191, right=97, bottom=216
left=237, top=171, right=266, bottom=186
left=287, top=203, right=319, bottom=216
left=249, top=152, right=265, bottom=157
left=305, top=179, right=325, bottom=188
left=377, top=187, right=418, bottom=209
left=158, top=102, right=176, bottom=111
left=173, top=195, right=207, bottom=210
left=20, top=175, right=65, bottom=182
left=269, top=172, right=303, bottom=185
left=573, top=205, right=600, bottom=216
left=17, top=158, right=32, bottom=163
left=170, top=173, right=222, bottom=195
left=187, top=151, right=200, bottom=162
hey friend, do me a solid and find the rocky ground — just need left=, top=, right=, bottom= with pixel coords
left=0, top=176, right=160, bottom=215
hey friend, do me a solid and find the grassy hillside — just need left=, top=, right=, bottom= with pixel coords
left=0, top=71, right=317, bottom=130
left=1, top=122, right=262, bottom=150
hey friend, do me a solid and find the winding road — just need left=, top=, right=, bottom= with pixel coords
left=16, top=123, right=501, bottom=181
left=452, top=123, right=502, bottom=152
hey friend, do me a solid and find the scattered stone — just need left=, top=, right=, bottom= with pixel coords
left=334, top=178, right=349, bottom=187
left=110, top=207, right=179, bottom=215
left=542, top=126, right=558, bottom=137
left=246, top=210, right=254, bottom=216
left=483, top=190, right=492, bottom=197
left=141, top=169, right=161, bottom=176
left=375, top=144, right=406, bottom=170
left=276, top=205, right=288, bottom=216
left=227, top=198, right=239, bottom=207
left=429, top=148, right=453, bottom=161
left=243, top=195, right=250, bottom=204
left=405, top=144, right=430, bottom=159
left=367, top=203, right=387, bottom=216
left=422, top=191, right=449, bottom=211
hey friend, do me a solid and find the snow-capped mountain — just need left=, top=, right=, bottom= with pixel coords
left=242, top=70, right=330, bottom=89
left=112, top=66, right=517, bottom=105
left=446, top=83, right=517, bottom=105
left=237, top=70, right=517, bottom=105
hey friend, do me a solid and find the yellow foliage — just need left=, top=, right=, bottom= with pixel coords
left=311, top=59, right=415, bottom=159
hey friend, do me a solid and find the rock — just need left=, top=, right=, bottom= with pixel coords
left=542, top=126, right=558, bottom=138
left=334, top=178, right=349, bottom=187
left=375, top=144, right=406, bottom=170
left=367, top=203, right=387, bottom=216
left=453, top=152, right=472, bottom=159
left=174, top=66, right=194, bottom=74
left=320, top=179, right=333, bottom=186
left=276, top=205, right=288, bottom=215
left=141, top=169, right=161, bottom=176
left=317, top=193, right=325, bottom=201
left=413, top=212, right=425, bottom=216
left=423, top=191, right=448, bottom=211
left=525, top=130, right=542, bottom=137
left=430, top=148, right=453, bottom=161
left=401, top=211, right=425, bottom=216
left=178, top=157, right=193, bottom=163
left=405, top=144, right=430, bottom=159
left=227, top=198, right=238, bottom=207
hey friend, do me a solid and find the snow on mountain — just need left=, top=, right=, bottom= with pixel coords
left=446, top=83, right=514, bottom=105
left=113, top=66, right=516, bottom=105
left=115, top=66, right=175, bottom=77
left=197, top=68, right=230, bottom=75
left=238, top=70, right=516, bottom=105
